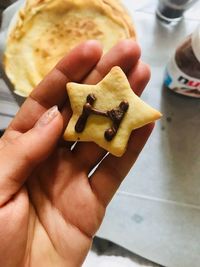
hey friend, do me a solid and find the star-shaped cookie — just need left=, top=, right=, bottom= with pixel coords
left=64, top=66, right=161, bottom=157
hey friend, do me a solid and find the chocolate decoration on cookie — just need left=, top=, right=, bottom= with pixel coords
left=105, top=101, right=129, bottom=141
left=75, top=94, right=129, bottom=141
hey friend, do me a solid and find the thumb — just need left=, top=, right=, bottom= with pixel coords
left=0, top=106, right=63, bottom=206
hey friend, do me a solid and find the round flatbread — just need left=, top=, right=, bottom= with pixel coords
left=4, top=0, right=136, bottom=97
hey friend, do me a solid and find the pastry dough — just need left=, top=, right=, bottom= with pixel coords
left=64, top=67, right=162, bottom=157
left=4, top=0, right=136, bottom=97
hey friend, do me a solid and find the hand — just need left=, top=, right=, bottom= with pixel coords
left=0, top=40, right=153, bottom=267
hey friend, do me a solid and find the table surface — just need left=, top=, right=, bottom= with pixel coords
left=97, top=1, right=200, bottom=267
left=1, top=1, right=200, bottom=267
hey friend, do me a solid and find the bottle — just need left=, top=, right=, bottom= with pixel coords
left=164, top=26, right=200, bottom=98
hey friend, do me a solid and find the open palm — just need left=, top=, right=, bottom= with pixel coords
left=0, top=40, right=153, bottom=267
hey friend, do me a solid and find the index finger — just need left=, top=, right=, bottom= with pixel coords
left=8, top=41, right=102, bottom=133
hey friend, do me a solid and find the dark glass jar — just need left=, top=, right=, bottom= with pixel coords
left=164, top=26, right=200, bottom=98
left=175, top=35, right=200, bottom=79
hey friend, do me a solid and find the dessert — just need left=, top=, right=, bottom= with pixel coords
left=64, top=67, right=162, bottom=157
left=4, top=0, right=136, bottom=97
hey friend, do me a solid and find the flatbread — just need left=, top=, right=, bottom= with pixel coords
left=4, top=0, right=136, bottom=97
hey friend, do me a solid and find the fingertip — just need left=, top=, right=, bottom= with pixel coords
left=53, top=110, right=64, bottom=135
left=56, top=40, right=103, bottom=82
left=19, top=109, right=63, bottom=163
left=48, top=110, right=64, bottom=139
left=102, top=39, right=141, bottom=74
left=129, top=61, right=151, bottom=96
left=82, top=40, right=103, bottom=59
left=117, top=39, right=141, bottom=60
left=30, top=107, right=63, bottom=149
left=84, top=39, right=142, bottom=85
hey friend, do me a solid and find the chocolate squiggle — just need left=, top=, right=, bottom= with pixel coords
left=75, top=94, right=129, bottom=141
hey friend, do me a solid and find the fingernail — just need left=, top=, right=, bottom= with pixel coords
left=35, top=106, right=59, bottom=127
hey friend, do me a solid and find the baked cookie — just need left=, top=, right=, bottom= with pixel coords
left=4, top=0, right=136, bottom=97
left=64, top=67, right=162, bottom=157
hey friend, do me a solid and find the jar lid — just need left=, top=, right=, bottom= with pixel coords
left=192, top=25, right=200, bottom=63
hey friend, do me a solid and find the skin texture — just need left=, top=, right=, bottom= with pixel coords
left=0, top=40, right=153, bottom=267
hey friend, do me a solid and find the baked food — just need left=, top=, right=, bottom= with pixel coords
left=64, top=67, right=162, bottom=157
left=4, top=0, right=136, bottom=97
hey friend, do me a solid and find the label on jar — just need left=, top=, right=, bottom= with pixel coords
left=164, top=55, right=200, bottom=98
